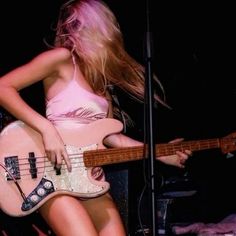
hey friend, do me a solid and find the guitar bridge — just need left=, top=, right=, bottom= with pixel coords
left=4, top=156, right=21, bottom=180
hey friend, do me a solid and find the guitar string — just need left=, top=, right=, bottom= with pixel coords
left=2, top=138, right=224, bottom=179
left=3, top=152, right=108, bottom=178
left=5, top=155, right=84, bottom=177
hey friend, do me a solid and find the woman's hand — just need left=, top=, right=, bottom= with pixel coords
left=41, top=125, right=72, bottom=172
left=157, top=138, right=192, bottom=168
left=105, top=133, right=191, bottom=168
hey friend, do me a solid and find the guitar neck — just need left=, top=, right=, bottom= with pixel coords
left=83, top=138, right=221, bottom=167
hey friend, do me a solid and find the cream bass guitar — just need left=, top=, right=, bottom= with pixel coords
left=0, top=118, right=235, bottom=217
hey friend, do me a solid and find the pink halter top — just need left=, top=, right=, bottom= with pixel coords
left=46, top=57, right=109, bottom=128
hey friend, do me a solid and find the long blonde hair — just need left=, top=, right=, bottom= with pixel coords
left=54, top=0, right=168, bottom=117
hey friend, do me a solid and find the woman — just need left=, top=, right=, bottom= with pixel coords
left=0, top=0, right=190, bottom=235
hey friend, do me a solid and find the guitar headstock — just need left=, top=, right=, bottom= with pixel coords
left=220, top=132, right=236, bottom=154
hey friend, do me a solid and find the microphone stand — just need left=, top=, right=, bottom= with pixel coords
left=143, top=0, right=158, bottom=235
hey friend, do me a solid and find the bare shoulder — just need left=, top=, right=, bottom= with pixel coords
left=32, top=47, right=71, bottom=65
left=0, top=47, right=72, bottom=91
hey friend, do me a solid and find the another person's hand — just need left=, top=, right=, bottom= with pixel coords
left=157, top=138, right=192, bottom=168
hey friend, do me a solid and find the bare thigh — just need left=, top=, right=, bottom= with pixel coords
left=39, top=195, right=98, bottom=236
left=81, top=193, right=126, bottom=236
left=38, top=194, right=126, bottom=236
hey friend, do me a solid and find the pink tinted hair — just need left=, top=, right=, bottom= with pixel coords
left=55, top=0, right=168, bottom=106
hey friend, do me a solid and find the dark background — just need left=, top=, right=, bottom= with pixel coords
left=0, top=1, right=236, bottom=235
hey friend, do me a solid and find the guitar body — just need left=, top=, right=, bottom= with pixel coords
left=1, top=117, right=235, bottom=217
left=0, top=118, right=123, bottom=217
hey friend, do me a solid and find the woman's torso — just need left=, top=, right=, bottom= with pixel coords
left=45, top=54, right=109, bottom=128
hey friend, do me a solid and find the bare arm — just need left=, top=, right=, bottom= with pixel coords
left=0, top=47, right=72, bottom=170
left=104, top=133, right=190, bottom=168
left=0, top=48, right=69, bottom=129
